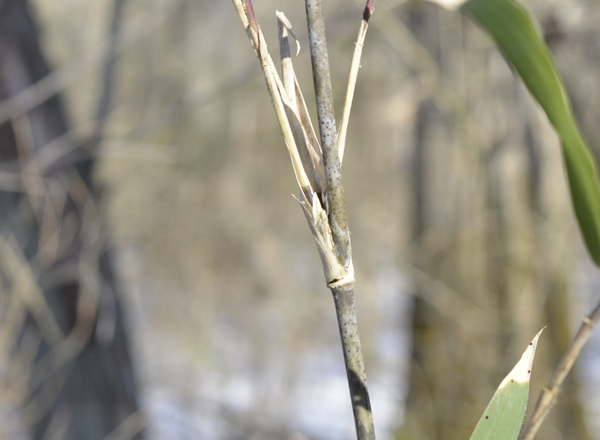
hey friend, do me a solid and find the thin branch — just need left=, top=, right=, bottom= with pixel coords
left=305, top=0, right=352, bottom=272
left=92, top=0, right=129, bottom=146
left=520, top=298, right=600, bottom=440
left=337, top=0, right=375, bottom=164
left=337, top=20, right=366, bottom=164
left=0, top=232, right=64, bottom=345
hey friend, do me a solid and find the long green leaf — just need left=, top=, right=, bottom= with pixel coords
left=462, top=0, right=600, bottom=266
left=469, top=329, right=543, bottom=440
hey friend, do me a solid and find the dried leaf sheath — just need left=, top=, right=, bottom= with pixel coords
left=294, top=75, right=327, bottom=193
left=338, top=17, right=369, bottom=164
left=231, top=1, right=350, bottom=284
left=242, top=13, right=312, bottom=197
left=277, top=14, right=327, bottom=194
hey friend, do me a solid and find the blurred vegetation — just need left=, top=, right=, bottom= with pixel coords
left=2, top=0, right=600, bottom=439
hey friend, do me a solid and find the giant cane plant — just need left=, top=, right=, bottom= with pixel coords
left=231, top=0, right=600, bottom=439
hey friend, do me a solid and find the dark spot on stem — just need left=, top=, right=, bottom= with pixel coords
left=363, top=0, right=375, bottom=21
left=348, top=369, right=372, bottom=412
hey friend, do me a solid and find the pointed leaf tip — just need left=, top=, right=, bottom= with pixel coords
left=425, top=0, right=468, bottom=10
left=469, top=328, right=545, bottom=440
left=500, top=327, right=545, bottom=388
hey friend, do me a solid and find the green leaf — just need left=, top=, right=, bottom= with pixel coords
left=462, top=0, right=600, bottom=267
left=469, top=329, right=544, bottom=440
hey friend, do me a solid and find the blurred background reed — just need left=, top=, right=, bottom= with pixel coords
left=1, top=0, right=600, bottom=439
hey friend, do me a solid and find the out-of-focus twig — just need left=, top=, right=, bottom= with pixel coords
left=92, top=0, right=129, bottom=146
left=0, top=1, right=141, bottom=436
left=0, top=232, right=64, bottom=345
left=0, top=0, right=186, bottom=126
left=102, top=410, right=146, bottom=440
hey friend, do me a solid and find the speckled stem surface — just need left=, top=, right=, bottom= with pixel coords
left=305, top=0, right=351, bottom=271
left=331, top=285, right=376, bottom=440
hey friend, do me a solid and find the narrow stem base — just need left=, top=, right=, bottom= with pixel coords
left=331, top=284, right=376, bottom=440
